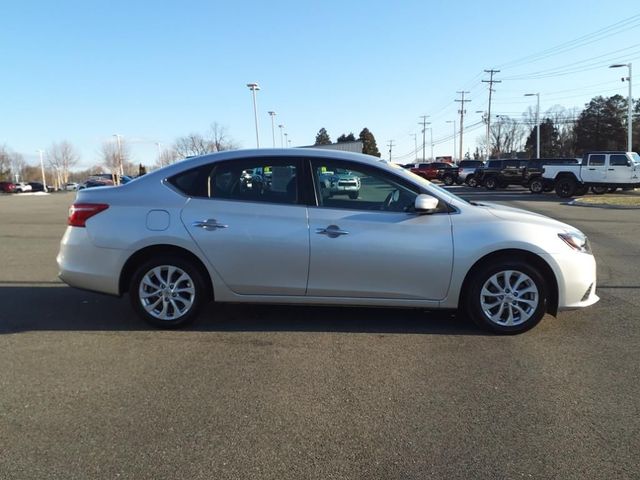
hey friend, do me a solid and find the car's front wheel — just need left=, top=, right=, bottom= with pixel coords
left=529, top=178, right=544, bottom=194
left=465, top=260, right=547, bottom=334
left=466, top=176, right=478, bottom=188
left=130, top=256, right=206, bottom=328
left=484, top=177, right=498, bottom=190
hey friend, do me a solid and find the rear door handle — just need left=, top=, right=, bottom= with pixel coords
left=608, top=168, right=615, bottom=171
left=316, top=225, right=349, bottom=238
left=192, top=219, right=228, bottom=231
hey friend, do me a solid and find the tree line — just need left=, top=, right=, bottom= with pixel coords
left=478, top=95, right=640, bottom=159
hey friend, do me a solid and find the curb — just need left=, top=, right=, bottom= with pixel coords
left=567, top=199, right=640, bottom=210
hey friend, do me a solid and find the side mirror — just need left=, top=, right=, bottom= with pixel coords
left=414, top=194, right=439, bottom=214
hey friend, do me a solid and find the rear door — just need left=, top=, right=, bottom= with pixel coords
left=581, top=154, right=607, bottom=183
left=178, top=157, right=310, bottom=296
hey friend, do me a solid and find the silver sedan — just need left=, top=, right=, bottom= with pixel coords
left=57, top=148, right=598, bottom=334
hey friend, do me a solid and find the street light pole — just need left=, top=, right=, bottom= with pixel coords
left=155, top=142, right=163, bottom=167
left=525, top=93, right=540, bottom=158
left=284, top=132, right=288, bottom=147
left=246, top=82, right=261, bottom=148
left=268, top=111, right=277, bottom=148
left=278, top=124, right=285, bottom=148
left=36, top=149, right=48, bottom=192
left=112, top=134, right=123, bottom=184
left=610, top=63, right=633, bottom=151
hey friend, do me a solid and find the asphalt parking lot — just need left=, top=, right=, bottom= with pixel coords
left=1, top=189, right=639, bottom=480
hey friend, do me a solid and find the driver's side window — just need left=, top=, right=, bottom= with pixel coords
left=311, top=160, right=418, bottom=212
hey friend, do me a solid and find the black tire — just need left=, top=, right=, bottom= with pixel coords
left=464, top=260, right=547, bottom=334
left=607, top=187, right=618, bottom=193
left=442, top=174, right=455, bottom=186
left=130, top=255, right=207, bottom=328
left=529, top=178, right=544, bottom=194
left=348, top=191, right=359, bottom=199
left=484, top=176, right=498, bottom=190
left=575, top=184, right=589, bottom=196
left=591, top=186, right=608, bottom=195
left=466, top=176, right=478, bottom=188
left=555, top=177, right=576, bottom=198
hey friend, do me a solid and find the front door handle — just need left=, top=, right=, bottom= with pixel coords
left=316, top=225, right=349, bottom=238
left=192, top=219, right=228, bottom=231
left=608, top=168, right=615, bottom=171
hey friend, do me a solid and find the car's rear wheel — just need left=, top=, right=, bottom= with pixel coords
left=466, top=176, right=478, bottom=188
left=442, top=174, right=455, bottom=186
left=130, top=256, right=206, bottom=328
left=555, top=177, right=576, bottom=198
left=348, top=192, right=359, bottom=199
left=465, top=260, right=547, bottom=334
left=591, top=186, right=608, bottom=195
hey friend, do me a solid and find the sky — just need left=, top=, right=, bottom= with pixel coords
left=1, top=0, right=639, bottom=170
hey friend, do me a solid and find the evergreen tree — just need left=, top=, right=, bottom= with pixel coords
left=314, top=128, right=332, bottom=145
left=359, top=128, right=381, bottom=157
left=337, top=133, right=356, bottom=143
left=574, top=95, right=627, bottom=153
left=525, top=118, right=560, bottom=158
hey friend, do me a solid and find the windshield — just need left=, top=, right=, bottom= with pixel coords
left=630, top=152, right=640, bottom=165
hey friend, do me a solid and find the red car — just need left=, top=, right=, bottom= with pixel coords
left=409, top=162, right=459, bottom=185
left=0, top=181, right=16, bottom=193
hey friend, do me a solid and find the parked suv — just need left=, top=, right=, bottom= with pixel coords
left=475, top=159, right=528, bottom=190
left=410, top=162, right=459, bottom=185
left=456, top=160, right=485, bottom=186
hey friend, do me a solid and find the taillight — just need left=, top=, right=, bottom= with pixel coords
left=68, top=203, right=109, bottom=227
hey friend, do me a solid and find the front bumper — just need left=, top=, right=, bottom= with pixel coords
left=541, top=251, right=599, bottom=310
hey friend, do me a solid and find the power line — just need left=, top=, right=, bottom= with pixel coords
left=455, top=91, right=471, bottom=160
left=482, top=70, right=501, bottom=160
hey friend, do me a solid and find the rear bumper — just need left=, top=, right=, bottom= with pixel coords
left=57, top=227, right=129, bottom=296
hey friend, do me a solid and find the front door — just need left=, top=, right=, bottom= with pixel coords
left=306, top=159, right=454, bottom=300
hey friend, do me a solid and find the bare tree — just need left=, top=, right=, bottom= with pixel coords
left=155, top=148, right=180, bottom=168
left=489, top=116, right=525, bottom=157
left=173, top=122, right=238, bottom=159
left=209, top=122, right=238, bottom=151
left=10, top=151, right=26, bottom=181
left=0, top=145, right=11, bottom=180
left=48, top=141, right=80, bottom=186
left=100, top=139, right=134, bottom=182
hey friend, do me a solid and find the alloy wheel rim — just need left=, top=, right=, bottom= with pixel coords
left=480, top=270, right=539, bottom=327
left=139, top=265, right=195, bottom=320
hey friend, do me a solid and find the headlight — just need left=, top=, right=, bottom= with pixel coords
left=558, top=231, right=592, bottom=254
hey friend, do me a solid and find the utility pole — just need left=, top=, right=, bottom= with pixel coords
left=455, top=91, right=470, bottom=160
left=387, top=140, right=395, bottom=161
left=482, top=69, right=501, bottom=159
left=409, top=133, right=418, bottom=160
left=418, top=115, right=429, bottom=161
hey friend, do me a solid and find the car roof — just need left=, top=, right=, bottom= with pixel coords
left=140, top=148, right=395, bottom=183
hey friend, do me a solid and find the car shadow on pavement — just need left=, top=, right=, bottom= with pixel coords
left=0, top=285, right=486, bottom=336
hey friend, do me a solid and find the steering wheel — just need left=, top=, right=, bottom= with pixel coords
left=382, top=189, right=400, bottom=210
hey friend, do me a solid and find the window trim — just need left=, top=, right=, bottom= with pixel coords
left=166, top=157, right=304, bottom=206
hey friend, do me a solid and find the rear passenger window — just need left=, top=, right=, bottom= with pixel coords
left=168, top=158, right=299, bottom=205
left=588, top=155, right=605, bottom=166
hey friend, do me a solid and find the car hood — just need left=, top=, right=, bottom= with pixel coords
left=476, top=201, right=577, bottom=232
